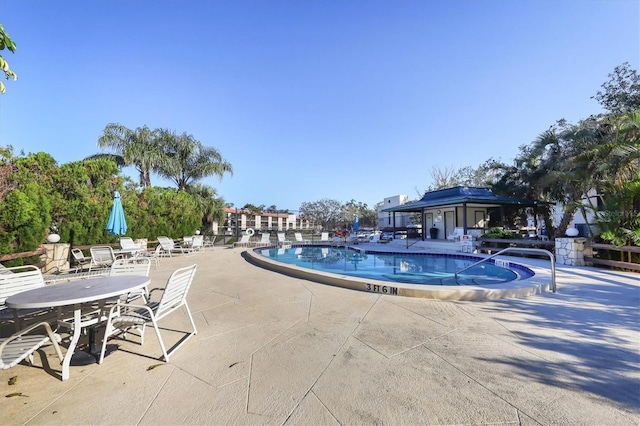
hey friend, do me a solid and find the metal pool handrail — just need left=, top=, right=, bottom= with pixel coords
left=455, top=247, right=556, bottom=293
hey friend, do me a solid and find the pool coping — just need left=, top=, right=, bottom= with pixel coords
left=244, top=245, right=554, bottom=301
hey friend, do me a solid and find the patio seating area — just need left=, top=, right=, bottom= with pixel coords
left=1, top=247, right=638, bottom=424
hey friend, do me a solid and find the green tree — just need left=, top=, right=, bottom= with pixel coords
left=580, top=112, right=640, bottom=245
left=593, top=62, right=640, bottom=114
left=187, top=183, right=227, bottom=234
left=299, top=199, right=344, bottom=231
left=156, top=130, right=233, bottom=191
left=93, top=123, right=164, bottom=187
left=0, top=23, right=18, bottom=94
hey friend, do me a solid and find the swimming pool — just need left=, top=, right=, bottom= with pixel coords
left=254, top=246, right=533, bottom=285
left=245, top=245, right=548, bottom=300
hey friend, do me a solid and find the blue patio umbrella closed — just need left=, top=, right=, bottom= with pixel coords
left=106, top=191, right=127, bottom=235
left=353, top=215, right=359, bottom=232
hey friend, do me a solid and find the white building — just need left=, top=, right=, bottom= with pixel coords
left=211, top=208, right=314, bottom=236
left=377, top=195, right=414, bottom=229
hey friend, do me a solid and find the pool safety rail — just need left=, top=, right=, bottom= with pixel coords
left=455, top=247, right=556, bottom=292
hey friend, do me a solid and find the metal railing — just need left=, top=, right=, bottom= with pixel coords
left=455, top=247, right=556, bottom=292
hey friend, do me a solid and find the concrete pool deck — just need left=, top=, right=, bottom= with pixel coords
left=1, top=245, right=639, bottom=425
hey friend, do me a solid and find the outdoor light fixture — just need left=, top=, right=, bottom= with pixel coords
left=47, top=223, right=61, bottom=243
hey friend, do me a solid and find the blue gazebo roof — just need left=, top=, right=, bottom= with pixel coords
left=382, top=186, right=544, bottom=212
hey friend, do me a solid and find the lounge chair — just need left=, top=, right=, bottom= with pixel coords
left=0, top=321, right=64, bottom=373
left=369, top=233, right=381, bottom=243
left=99, top=264, right=198, bottom=364
left=234, top=234, right=251, bottom=248
left=277, top=233, right=292, bottom=246
left=447, top=227, right=465, bottom=242
left=320, top=232, right=330, bottom=243
left=253, top=233, right=271, bottom=247
left=157, top=236, right=191, bottom=256
left=118, top=237, right=143, bottom=257
left=294, top=232, right=310, bottom=244
left=191, top=235, right=204, bottom=252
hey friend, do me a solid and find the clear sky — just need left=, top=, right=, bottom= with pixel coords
left=1, top=1, right=638, bottom=212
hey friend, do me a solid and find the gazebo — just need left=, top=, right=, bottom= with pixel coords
left=381, top=186, right=547, bottom=240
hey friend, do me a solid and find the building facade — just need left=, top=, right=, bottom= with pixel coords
left=211, top=208, right=314, bottom=236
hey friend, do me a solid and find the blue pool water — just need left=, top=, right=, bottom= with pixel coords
left=257, top=246, right=534, bottom=285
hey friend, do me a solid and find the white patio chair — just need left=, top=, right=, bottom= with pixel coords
left=0, top=321, right=64, bottom=372
left=191, top=235, right=204, bottom=252
left=277, top=233, right=292, bottom=246
left=0, top=265, right=49, bottom=330
left=71, top=248, right=91, bottom=272
left=138, top=245, right=163, bottom=269
left=109, top=258, right=151, bottom=303
left=202, top=235, right=215, bottom=250
left=294, top=232, right=310, bottom=244
left=253, top=233, right=271, bottom=247
left=89, top=245, right=119, bottom=270
left=118, top=237, right=143, bottom=257
left=320, top=232, right=330, bottom=243
left=233, top=234, right=251, bottom=248
left=157, top=236, right=191, bottom=256
left=99, top=264, right=198, bottom=364
left=447, top=227, right=465, bottom=242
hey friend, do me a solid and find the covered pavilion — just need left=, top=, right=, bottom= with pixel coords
left=381, top=186, right=549, bottom=240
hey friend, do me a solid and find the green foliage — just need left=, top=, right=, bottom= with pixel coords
left=132, top=187, right=200, bottom=238
left=482, top=227, right=519, bottom=239
left=0, top=23, right=18, bottom=94
left=0, top=150, right=211, bottom=263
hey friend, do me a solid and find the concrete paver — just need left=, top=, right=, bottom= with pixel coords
left=0, top=246, right=638, bottom=425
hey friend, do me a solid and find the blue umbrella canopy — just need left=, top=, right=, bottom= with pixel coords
left=353, top=215, right=359, bottom=232
left=106, top=191, right=127, bottom=235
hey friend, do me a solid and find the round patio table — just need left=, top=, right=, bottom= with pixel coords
left=6, top=275, right=150, bottom=381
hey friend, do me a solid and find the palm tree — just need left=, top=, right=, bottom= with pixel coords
left=186, top=183, right=227, bottom=232
left=579, top=111, right=640, bottom=245
left=155, top=130, right=233, bottom=191
left=94, top=123, right=164, bottom=187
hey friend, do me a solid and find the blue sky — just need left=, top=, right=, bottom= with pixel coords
left=1, top=1, right=638, bottom=212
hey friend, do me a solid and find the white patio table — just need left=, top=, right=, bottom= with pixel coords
left=5, top=275, right=150, bottom=381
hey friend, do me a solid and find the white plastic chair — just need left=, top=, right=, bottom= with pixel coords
left=0, top=321, right=64, bottom=372
left=320, top=232, right=330, bottom=243
left=99, top=264, right=198, bottom=364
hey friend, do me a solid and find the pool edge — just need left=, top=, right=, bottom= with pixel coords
left=244, top=248, right=552, bottom=301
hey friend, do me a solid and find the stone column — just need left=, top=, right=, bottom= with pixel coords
left=42, top=243, right=70, bottom=274
left=555, top=237, right=587, bottom=266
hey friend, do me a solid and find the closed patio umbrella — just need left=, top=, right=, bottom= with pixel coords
left=106, top=191, right=127, bottom=235
left=353, top=215, right=359, bottom=232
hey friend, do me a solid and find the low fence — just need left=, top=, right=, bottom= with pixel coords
left=584, top=242, right=640, bottom=272
left=476, top=238, right=555, bottom=257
